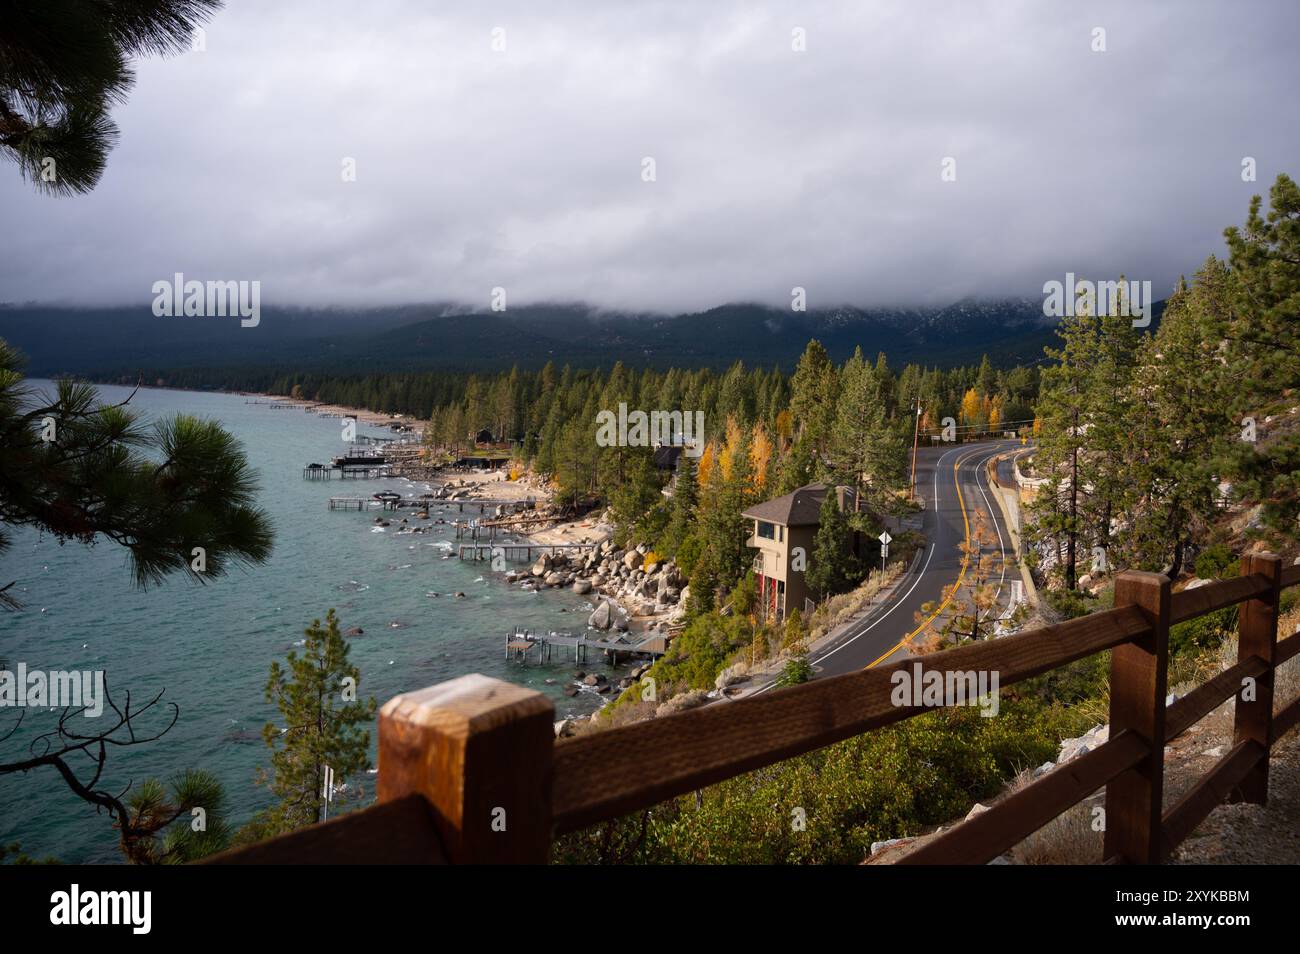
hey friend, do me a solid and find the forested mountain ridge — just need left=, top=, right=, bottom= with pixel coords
left=0, top=297, right=1160, bottom=379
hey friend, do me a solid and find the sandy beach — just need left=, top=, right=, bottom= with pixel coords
left=262, top=393, right=424, bottom=434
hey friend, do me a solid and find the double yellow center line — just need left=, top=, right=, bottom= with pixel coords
left=865, top=445, right=989, bottom=668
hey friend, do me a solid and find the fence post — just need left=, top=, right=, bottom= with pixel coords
left=377, top=674, right=555, bottom=863
left=1104, top=570, right=1170, bottom=864
left=1231, top=552, right=1282, bottom=805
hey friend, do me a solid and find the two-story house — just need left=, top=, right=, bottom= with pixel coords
left=743, top=482, right=857, bottom=621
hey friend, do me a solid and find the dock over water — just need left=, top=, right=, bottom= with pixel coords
left=457, top=542, right=597, bottom=561
left=505, top=627, right=667, bottom=664
left=326, top=497, right=537, bottom=513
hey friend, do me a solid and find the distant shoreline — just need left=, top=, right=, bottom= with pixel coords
left=52, top=376, right=426, bottom=436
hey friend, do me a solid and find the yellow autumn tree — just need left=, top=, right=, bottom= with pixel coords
left=697, top=441, right=718, bottom=487
left=719, top=416, right=744, bottom=483
left=774, top=409, right=794, bottom=446
left=960, top=388, right=983, bottom=427
left=749, top=421, right=774, bottom=491
left=988, top=395, right=1003, bottom=432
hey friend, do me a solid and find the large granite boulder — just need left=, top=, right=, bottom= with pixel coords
left=588, top=601, right=613, bottom=630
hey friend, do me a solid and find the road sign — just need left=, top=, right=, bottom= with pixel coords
left=879, top=530, right=891, bottom=560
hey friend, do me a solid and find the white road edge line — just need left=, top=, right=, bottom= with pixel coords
left=810, top=443, right=965, bottom=666
left=972, top=445, right=1010, bottom=605
left=811, top=541, right=937, bottom=666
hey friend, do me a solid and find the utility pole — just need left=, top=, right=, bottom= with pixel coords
left=909, top=399, right=922, bottom=502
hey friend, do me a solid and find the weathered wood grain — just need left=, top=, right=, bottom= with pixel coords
left=377, top=674, right=555, bottom=863
left=1231, top=553, right=1281, bottom=804
left=1104, top=571, right=1170, bottom=864
left=1169, top=573, right=1269, bottom=625
left=202, top=794, right=446, bottom=864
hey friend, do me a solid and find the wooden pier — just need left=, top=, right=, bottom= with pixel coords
left=328, top=497, right=405, bottom=511
left=338, top=465, right=391, bottom=479
left=458, top=542, right=597, bottom=561
left=504, top=627, right=666, bottom=664
left=447, top=498, right=536, bottom=514
left=326, top=496, right=537, bottom=514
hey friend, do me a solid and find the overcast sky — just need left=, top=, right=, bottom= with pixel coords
left=1, top=0, right=1296, bottom=314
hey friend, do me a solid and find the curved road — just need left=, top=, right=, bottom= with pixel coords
left=811, top=440, right=1022, bottom=678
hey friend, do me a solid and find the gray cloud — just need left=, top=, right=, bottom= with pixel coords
left=1, top=0, right=1296, bottom=313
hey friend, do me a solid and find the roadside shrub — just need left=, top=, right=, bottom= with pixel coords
left=1193, top=544, right=1239, bottom=580
left=646, top=610, right=753, bottom=692
left=1044, top=587, right=1095, bottom=620
left=781, top=608, right=806, bottom=651
left=1170, top=605, right=1237, bottom=658
left=775, top=654, right=813, bottom=687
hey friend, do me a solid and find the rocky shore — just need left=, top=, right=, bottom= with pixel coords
left=503, top=537, right=687, bottom=636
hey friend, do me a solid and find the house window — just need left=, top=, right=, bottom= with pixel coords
left=757, top=520, right=776, bottom=540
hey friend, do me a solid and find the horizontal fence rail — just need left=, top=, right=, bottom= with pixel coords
left=209, top=554, right=1300, bottom=865
left=550, top=605, right=1148, bottom=833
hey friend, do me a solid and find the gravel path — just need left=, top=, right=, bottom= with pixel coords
left=1169, top=724, right=1300, bottom=864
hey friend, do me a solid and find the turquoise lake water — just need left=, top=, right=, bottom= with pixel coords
left=0, top=382, right=616, bottom=862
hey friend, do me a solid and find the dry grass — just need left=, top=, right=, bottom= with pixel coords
left=1009, top=794, right=1105, bottom=864
left=807, top=562, right=906, bottom=642
left=910, top=632, right=947, bottom=656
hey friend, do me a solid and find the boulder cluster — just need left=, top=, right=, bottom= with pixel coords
left=433, top=478, right=480, bottom=501
left=504, top=539, right=687, bottom=630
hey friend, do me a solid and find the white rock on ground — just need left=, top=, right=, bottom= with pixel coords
left=655, top=689, right=710, bottom=717
left=715, top=661, right=751, bottom=690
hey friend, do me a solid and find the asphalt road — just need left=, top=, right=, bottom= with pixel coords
left=811, top=439, right=1022, bottom=678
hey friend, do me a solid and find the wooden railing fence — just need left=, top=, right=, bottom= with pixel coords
left=209, top=555, right=1300, bottom=865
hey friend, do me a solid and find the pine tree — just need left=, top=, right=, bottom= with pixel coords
left=1029, top=301, right=1100, bottom=590
left=1220, top=174, right=1300, bottom=532
left=245, top=610, right=376, bottom=839
left=831, top=347, right=907, bottom=517
left=122, top=770, right=231, bottom=864
left=660, top=454, right=698, bottom=558
left=0, top=343, right=273, bottom=607
left=1, top=1, right=223, bottom=194
left=1128, top=264, right=1235, bottom=574
left=805, top=489, right=859, bottom=600
left=697, top=419, right=754, bottom=590
left=788, top=340, right=839, bottom=458
left=1076, top=297, right=1143, bottom=573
